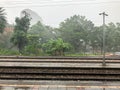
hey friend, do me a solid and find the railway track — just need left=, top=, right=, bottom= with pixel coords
left=0, top=56, right=119, bottom=81
left=0, top=55, right=120, bottom=60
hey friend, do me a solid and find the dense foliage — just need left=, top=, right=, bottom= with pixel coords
left=10, top=12, right=30, bottom=53
left=23, top=34, right=42, bottom=55
left=59, top=15, right=94, bottom=53
left=0, top=7, right=7, bottom=33
left=42, top=38, right=71, bottom=56
left=1, top=8, right=120, bottom=56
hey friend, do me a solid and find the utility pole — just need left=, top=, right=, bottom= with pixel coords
left=99, top=12, right=108, bottom=66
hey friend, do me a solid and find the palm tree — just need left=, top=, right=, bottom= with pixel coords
left=0, top=7, right=7, bottom=33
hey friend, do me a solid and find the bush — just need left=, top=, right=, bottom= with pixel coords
left=22, top=44, right=43, bottom=56
left=0, top=49, right=19, bottom=55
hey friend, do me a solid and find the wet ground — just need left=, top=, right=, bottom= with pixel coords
left=0, top=85, right=120, bottom=90
left=0, top=80, right=120, bottom=90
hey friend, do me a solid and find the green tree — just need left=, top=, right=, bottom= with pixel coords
left=59, top=15, right=94, bottom=53
left=11, top=12, right=30, bottom=53
left=29, top=21, right=57, bottom=44
left=89, top=22, right=119, bottom=54
left=0, top=7, right=7, bottom=33
left=106, top=22, right=120, bottom=52
left=24, top=34, right=42, bottom=55
left=105, top=23, right=116, bottom=52
left=115, top=23, right=120, bottom=51
left=42, top=38, right=71, bottom=56
left=89, top=26, right=103, bottom=54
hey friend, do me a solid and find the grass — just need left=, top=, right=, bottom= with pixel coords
left=65, top=53, right=102, bottom=57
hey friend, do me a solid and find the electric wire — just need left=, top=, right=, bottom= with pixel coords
left=0, top=0, right=120, bottom=8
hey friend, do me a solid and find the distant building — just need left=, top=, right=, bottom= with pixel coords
left=20, top=9, right=42, bottom=26
left=4, top=24, right=14, bottom=33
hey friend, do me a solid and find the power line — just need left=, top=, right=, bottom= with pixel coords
left=1, top=0, right=120, bottom=5
left=1, top=0, right=120, bottom=8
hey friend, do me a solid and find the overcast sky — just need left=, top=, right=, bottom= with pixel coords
left=0, top=0, right=120, bottom=27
